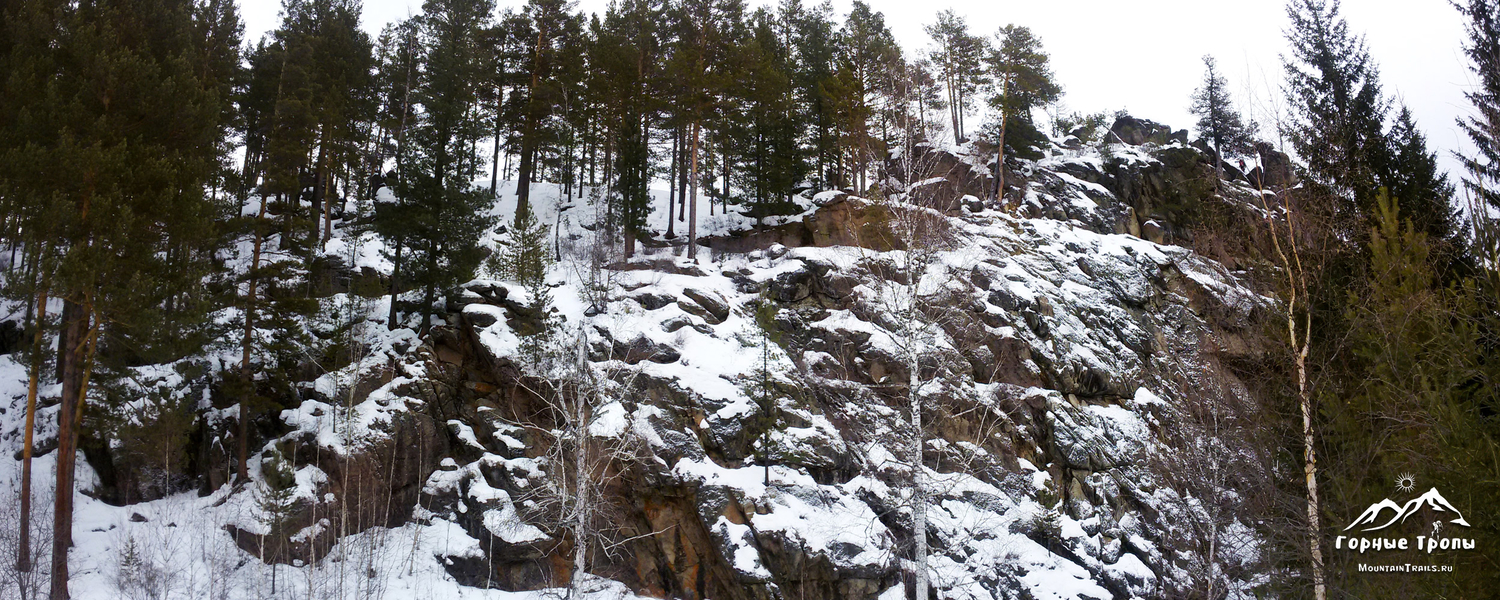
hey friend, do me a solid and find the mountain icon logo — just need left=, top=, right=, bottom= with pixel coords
left=1343, top=487, right=1471, bottom=532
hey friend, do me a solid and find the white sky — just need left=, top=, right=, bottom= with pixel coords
left=241, top=0, right=1478, bottom=182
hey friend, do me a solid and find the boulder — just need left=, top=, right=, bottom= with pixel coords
left=631, top=292, right=677, bottom=311
left=681, top=288, right=731, bottom=323
left=1109, top=115, right=1188, bottom=146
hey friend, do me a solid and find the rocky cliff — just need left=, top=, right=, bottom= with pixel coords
left=0, top=119, right=1284, bottom=600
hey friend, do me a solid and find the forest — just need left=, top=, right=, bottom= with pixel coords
left=1, top=0, right=1500, bottom=598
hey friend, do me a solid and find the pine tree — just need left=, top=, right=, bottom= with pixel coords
left=373, top=18, right=421, bottom=173
left=1323, top=192, right=1495, bottom=594
left=0, top=1, right=241, bottom=597
left=791, top=1, right=838, bottom=189
left=823, top=1, right=897, bottom=195
left=497, top=208, right=557, bottom=361
left=257, top=447, right=299, bottom=594
left=739, top=9, right=801, bottom=218
left=593, top=0, right=664, bottom=258
left=257, top=0, right=376, bottom=257
left=302, top=0, right=376, bottom=246
left=371, top=18, right=421, bottom=328
left=985, top=24, right=1060, bottom=203
left=236, top=38, right=283, bottom=205
left=390, top=0, right=499, bottom=332
left=924, top=10, right=987, bottom=143
left=668, top=0, right=745, bottom=260
left=511, top=0, right=586, bottom=219
left=1188, top=55, right=1253, bottom=192
left=907, top=58, right=947, bottom=142
left=0, top=0, right=66, bottom=576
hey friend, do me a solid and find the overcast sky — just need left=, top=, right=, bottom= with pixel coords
left=241, top=0, right=1478, bottom=181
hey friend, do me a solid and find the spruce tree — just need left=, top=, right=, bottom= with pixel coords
left=1457, top=0, right=1500, bottom=214
left=1283, top=0, right=1392, bottom=221
left=1384, top=106, right=1454, bottom=243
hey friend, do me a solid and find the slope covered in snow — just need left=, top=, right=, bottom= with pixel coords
left=0, top=129, right=1278, bottom=599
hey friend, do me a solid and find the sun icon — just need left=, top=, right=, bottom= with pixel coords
left=1395, top=472, right=1417, bottom=493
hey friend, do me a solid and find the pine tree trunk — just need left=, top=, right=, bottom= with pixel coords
left=240, top=197, right=270, bottom=484
left=1213, top=140, right=1224, bottom=194
left=18, top=284, right=48, bottom=573
left=689, top=121, right=700, bottom=261
left=51, top=299, right=96, bottom=600
left=995, top=109, right=1008, bottom=207
left=322, top=149, right=334, bottom=244
left=51, top=254, right=66, bottom=385
left=709, top=134, right=716, bottom=217
left=517, top=26, right=547, bottom=220
left=388, top=241, right=403, bottom=329
left=957, top=89, right=966, bottom=143
left=313, top=133, right=327, bottom=246
left=624, top=222, right=636, bottom=259
left=947, top=68, right=960, bottom=143
left=491, top=91, right=503, bottom=197
left=279, top=186, right=293, bottom=251
left=667, top=128, right=677, bottom=238
left=678, top=128, right=688, bottom=222
left=421, top=240, right=439, bottom=333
